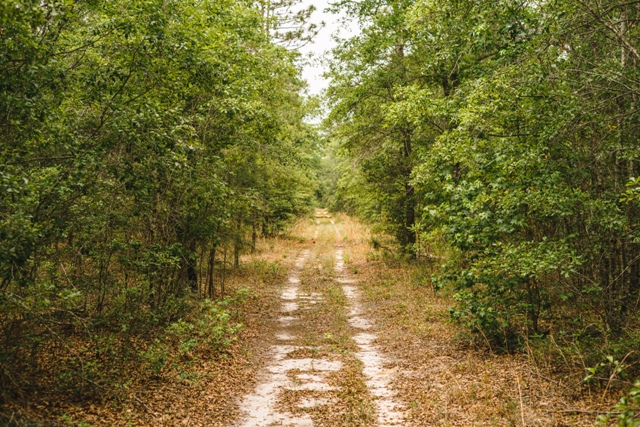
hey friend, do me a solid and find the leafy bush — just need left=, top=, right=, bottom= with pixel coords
left=166, top=294, right=245, bottom=354
left=598, top=381, right=640, bottom=427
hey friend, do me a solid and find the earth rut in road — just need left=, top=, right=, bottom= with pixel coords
left=236, top=218, right=404, bottom=426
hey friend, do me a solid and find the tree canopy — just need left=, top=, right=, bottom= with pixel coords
left=0, top=0, right=319, bottom=403
left=325, top=0, right=640, bottom=358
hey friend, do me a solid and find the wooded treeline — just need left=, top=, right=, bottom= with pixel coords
left=0, top=0, right=318, bottom=408
left=324, top=0, right=640, bottom=394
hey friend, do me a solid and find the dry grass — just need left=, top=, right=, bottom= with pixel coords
left=333, top=213, right=620, bottom=427
left=1, top=220, right=313, bottom=427
left=8, top=213, right=621, bottom=426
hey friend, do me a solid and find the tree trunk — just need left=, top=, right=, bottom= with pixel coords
left=252, top=208, right=258, bottom=253
left=405, top=182, right=416, bottom=247
left=402, top=128, right=416, bottom=253
left=186, top=251, right=198, bottom=293
left=234, top=217, right=241, bottom=268
left=207, top=246, right=216, bottom=299
left=222, top=246, right=227, bottom=297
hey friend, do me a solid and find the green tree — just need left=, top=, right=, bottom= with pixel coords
left=326, top=0, right=640, bottom=356
left=0, top=0, right=319, bottom=403
left=325, top=0, right=423, bottom=252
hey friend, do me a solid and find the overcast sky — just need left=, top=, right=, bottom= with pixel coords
left=296, top=1, right=358, bottom=96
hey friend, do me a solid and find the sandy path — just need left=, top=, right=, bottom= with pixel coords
left=335, top=249, right=404, bottom=426
left=235, top=217, right=403, bottom=426
left=237, top=249, right=338, bottom=427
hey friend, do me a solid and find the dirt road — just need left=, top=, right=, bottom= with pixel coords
left=7, top=213, right=611, bottom=426
left=236, top=212, right=405, bottom=426
left=230, top=213, right=608, bottom=427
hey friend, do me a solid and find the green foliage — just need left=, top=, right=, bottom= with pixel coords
left=326, top=0, right=640, bottom=360
left=598, top=381, right=640, bottom=427
left=0, top=0, right=319, bottom=404
left=585, top=356, right=628, bottom=385
left=142, top=292, right=245, bottom=374
left=141, top=340, right=169, bottom=374
left=167, top=295, right=245, bottom=354
left=324, top=0, right=424, bottom=252
left=622, top=178, right=640, bottom=204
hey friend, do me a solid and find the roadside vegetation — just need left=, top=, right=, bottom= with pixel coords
left=321, top=0, right=640, bottom=424
left=3, top=0, right=640, bottom=425
left=0, top=0, right=319, bottom=423
left=333, top=214, right=613, bottom=426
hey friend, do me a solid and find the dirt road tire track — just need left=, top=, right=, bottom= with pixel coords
left=235, top=216, right=404, bottom=426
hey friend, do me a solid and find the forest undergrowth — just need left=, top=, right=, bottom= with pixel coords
left=334, top=215, right=634, bottom=426
left=1, top=213, right=637, bottom=426
left=0, top=229, right=309, bottom=426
